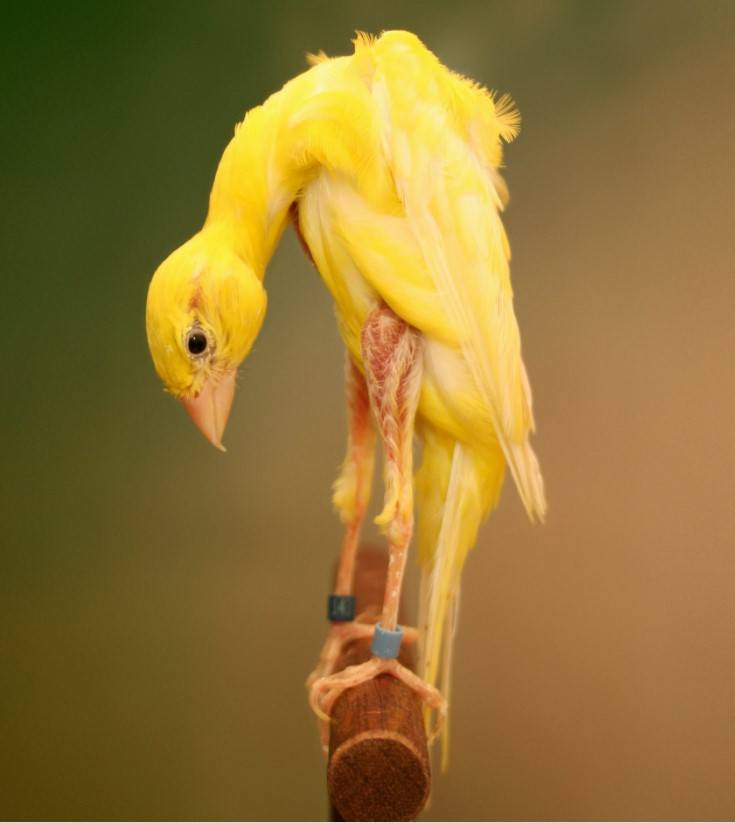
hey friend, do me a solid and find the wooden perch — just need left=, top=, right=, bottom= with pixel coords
left=328, top=546, right=431, bottom=822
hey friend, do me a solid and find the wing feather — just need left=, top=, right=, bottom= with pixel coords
left=371, top=32, right=546, bottom=520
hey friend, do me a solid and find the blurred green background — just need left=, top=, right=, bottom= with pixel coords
left=3, top=1, right=735, bottom=819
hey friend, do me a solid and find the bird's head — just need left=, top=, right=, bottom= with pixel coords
left=146, top=228, right=267, bottom=450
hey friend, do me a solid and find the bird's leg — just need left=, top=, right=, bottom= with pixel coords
left=333, top=356, right=376, bottom=600
left=306, top=357, right=377, bottom=691
left=309, top=306, right=446, bottom=743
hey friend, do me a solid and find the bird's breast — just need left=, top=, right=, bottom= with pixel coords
left=294, top=172, right=497, bottom=450
left=296, top=174, right=381, bottom=365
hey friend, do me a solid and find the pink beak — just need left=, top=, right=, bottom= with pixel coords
left=180, top=368, right=237, bottom=452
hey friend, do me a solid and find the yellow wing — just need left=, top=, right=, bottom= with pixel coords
left=365, top=31, right=546, bottom=521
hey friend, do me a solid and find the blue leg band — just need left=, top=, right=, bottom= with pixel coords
left=371, top=623, right=404, bottom=659
left=328, top=594, right=356, bottom=622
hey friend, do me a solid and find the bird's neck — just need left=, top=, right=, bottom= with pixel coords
left=204, top=79, right=315, bottom=278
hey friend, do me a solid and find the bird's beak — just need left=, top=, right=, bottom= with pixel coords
left=180, top=368, right=237, bottom=452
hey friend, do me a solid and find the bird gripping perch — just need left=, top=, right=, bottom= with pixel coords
left=145, top=29, right=546, bottom=792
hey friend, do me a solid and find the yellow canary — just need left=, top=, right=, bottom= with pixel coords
left=146, top=30, right=545, bottom=764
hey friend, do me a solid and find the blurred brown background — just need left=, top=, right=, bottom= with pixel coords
left=2, top=1, right=735, bottom=819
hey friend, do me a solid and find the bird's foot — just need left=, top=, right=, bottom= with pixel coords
left=305, top=608, right=381, bottom=690
left=309, top=652, right=446, bottom=753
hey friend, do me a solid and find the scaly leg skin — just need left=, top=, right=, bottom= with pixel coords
left=309, top=305, right=447, bottom=748
left=306, top=357, right=377, bottom=691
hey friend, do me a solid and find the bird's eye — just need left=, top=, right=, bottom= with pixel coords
left=186, top=329, right=209, bottom=356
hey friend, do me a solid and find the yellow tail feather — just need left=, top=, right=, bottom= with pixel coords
left=416, top=435, right=505, bottom=767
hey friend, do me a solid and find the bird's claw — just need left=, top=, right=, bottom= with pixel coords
left=305, top=617, right=377, bottom=690
left=309, top=655, right=447, bottom=753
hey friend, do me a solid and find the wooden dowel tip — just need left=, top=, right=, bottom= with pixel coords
left=326, top=548, right=431, bottom=821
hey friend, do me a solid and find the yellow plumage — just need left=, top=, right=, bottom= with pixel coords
left=146, top=30, right=545, bottom=764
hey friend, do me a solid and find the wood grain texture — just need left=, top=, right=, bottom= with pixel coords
left=327, top=547, right=430, bottom=822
